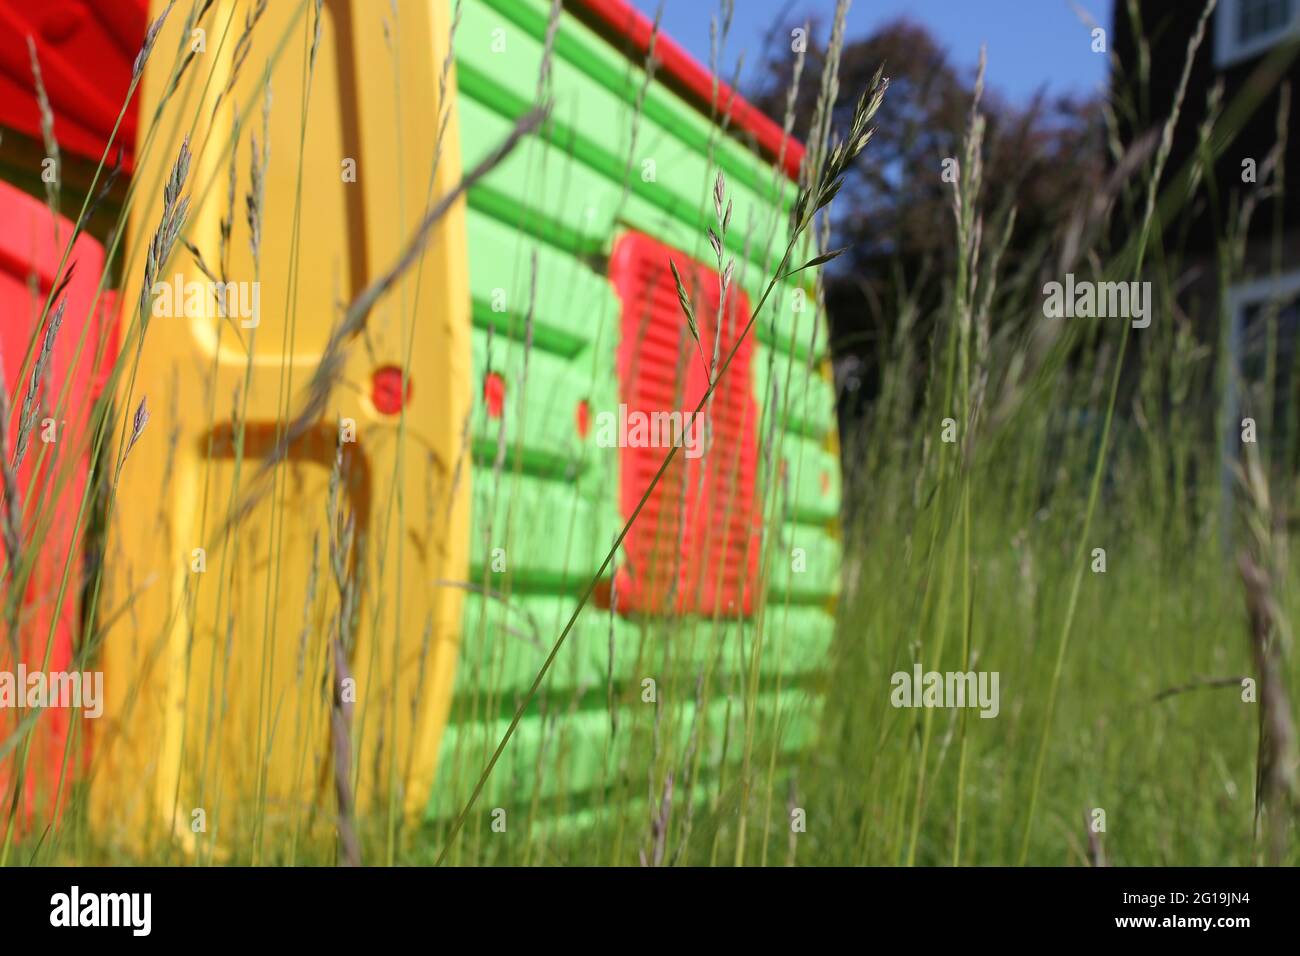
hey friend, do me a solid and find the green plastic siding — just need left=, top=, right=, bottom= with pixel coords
left=466, top=210, right=614, bottom=356
left=430, top=682, right=821, bottom=816
left=453, top=595, right=835, bottom=701
left=459, top=90, right=807, bottom=353
left=430, top=691, right=821, bottom=817
left=453, top=0, right=790, bottom=277
left=470, top=328, right=610, bottom=475
left=467, top=0, right=796, bottom=212
left=469, top=470, right=619, bottom=586
left=777, top=434, right=842, bottom=524
left=433, top=0, right=841, bottom=829
left=768, top=525, right=841, bottom=602
left=753, top=346, right=836, bottom=439
left=454, top=0, right=817, bottom=357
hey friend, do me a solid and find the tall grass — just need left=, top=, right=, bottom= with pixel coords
left=1, top=0, right=1297, bottom=867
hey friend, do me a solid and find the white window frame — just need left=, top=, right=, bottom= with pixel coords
left=1226, top=269, right=1300, bottom=321
left=1224, top=269, right=1300, bottom=403
left=1219, top=269, right=1300, bottom=536
left=1222, top=268, right=1300, bottom=450
left=1215, top=0, right=1300, bottom=69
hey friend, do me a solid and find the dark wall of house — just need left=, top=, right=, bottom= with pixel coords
left=1112, top=0, right=1300, bottom=257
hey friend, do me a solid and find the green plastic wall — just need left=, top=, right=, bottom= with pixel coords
left=431, top=0, right=841, bottom=841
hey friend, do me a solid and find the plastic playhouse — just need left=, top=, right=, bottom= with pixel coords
left=0, top=0, right=840, bottom=853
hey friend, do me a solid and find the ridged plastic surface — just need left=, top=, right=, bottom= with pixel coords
left=435, top=0, right=842, bottom=839
left=607, top=232, right=761, bottom=617
left=0, top=183, right=115, bottom=829
left=0, top=0, right=145, bottom=165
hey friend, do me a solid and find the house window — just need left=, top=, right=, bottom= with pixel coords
left=606, top=232, right=761, bottom=618
left=1216, top=0, right=1299, bottom=67
left=1240, top=0, right=1292, bottom=42
left=1223, top=270, right=1300, bottom=476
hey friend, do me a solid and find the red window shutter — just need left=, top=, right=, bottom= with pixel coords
left=607, top=232, right=761, bottom=617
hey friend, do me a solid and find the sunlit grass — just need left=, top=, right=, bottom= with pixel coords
left=2, top=0, right=1297, bottom=867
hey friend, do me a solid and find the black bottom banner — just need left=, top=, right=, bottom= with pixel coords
left=0, top=865, right=1281, bottom=943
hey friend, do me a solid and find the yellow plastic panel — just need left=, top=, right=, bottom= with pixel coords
left=93, top=0, right=470, bottom=857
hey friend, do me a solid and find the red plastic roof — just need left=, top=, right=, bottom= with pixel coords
left=570, top=0, right=806, bottom=182
left=0, top=0, right=147, bottom=168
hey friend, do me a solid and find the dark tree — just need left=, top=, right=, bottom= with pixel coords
left=747, top=16, right=1106, bottom=422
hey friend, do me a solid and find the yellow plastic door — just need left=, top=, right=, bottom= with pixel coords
left=93, top=0, right=470, bottom=857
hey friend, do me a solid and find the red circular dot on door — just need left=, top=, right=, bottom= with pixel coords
left=371, top=366, right=411, bottom=415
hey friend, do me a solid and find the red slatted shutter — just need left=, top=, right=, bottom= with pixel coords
left=608, top=232, right=761, bottom=617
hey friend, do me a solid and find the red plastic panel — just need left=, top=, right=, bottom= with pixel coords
left=0, top=0, right=147, bottom=166
left=570, top=0, right=806, bottom=182
left=608, top=232, right=760, bottom=617
left=0, top=182, right=117, bottom=823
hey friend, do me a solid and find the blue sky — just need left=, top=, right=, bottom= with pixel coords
left=630, top=0, right=1116, bottom=104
